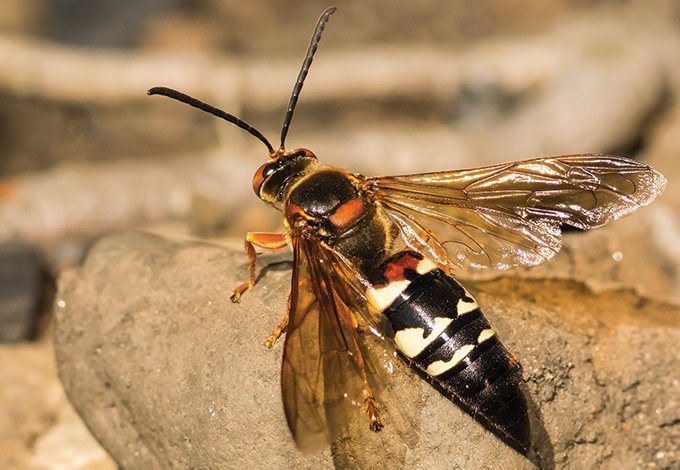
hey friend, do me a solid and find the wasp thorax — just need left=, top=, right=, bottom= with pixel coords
left=253, top=149, right=319, bottom=209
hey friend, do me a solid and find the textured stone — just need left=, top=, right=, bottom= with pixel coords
left=55, top=230, right=679, bottom=469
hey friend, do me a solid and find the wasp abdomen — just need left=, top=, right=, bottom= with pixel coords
left=367, top=251, right=530, bottom=451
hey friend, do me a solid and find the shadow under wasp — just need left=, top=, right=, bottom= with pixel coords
left=148, top=6, right=666, bottom=457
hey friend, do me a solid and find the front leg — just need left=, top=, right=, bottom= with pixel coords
left=230, top=232, right=288, bottom=303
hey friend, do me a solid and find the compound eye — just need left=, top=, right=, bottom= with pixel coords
left=252, top=159, right=285, bottom=195
left=261, top=162, right=278, bottom=179
left=253, top=163, right=271, bottom=195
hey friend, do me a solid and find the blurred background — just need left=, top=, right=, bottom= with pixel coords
left=1, top=0, right=679, bottom=468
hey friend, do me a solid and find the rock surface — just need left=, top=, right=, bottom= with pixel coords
left=55, top=230, right=679, bottom=469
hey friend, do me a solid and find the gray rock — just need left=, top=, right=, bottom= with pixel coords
left=55, top=231, right=680, bottom=469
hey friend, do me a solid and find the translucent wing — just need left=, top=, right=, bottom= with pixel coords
left=365, top=155, right=666, bottom=270
left=281, top=233, right=380, bottom=452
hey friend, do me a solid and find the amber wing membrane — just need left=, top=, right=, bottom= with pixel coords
left=366, top=155, right=666, bottom=270
left=281, top=234, right=378, bottom=452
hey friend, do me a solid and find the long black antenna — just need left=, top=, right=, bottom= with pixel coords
left=148, top=86, right=275, bottom=155
left=279, top=6, right=337, bottom=150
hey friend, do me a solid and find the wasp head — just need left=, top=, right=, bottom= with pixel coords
left=253, top=148, right=318, bottom=208
left=148, top=7, right=336, bottom=209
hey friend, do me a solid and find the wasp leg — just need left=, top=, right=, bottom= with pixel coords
left=263, top=312, right=289, bottom=348
left=230, top=232, right=288, bottom=303
left=365, top=394, right=384, bottom=432
left=351, top=319, right=384, bottom=431
left=508, top=350, right=522, bottom=369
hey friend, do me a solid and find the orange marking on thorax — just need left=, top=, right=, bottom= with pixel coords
left=329, top=198, right=366, bottom=228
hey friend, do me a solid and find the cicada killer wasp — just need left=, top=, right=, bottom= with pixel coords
left=149, top=6, right=666, bottom=456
